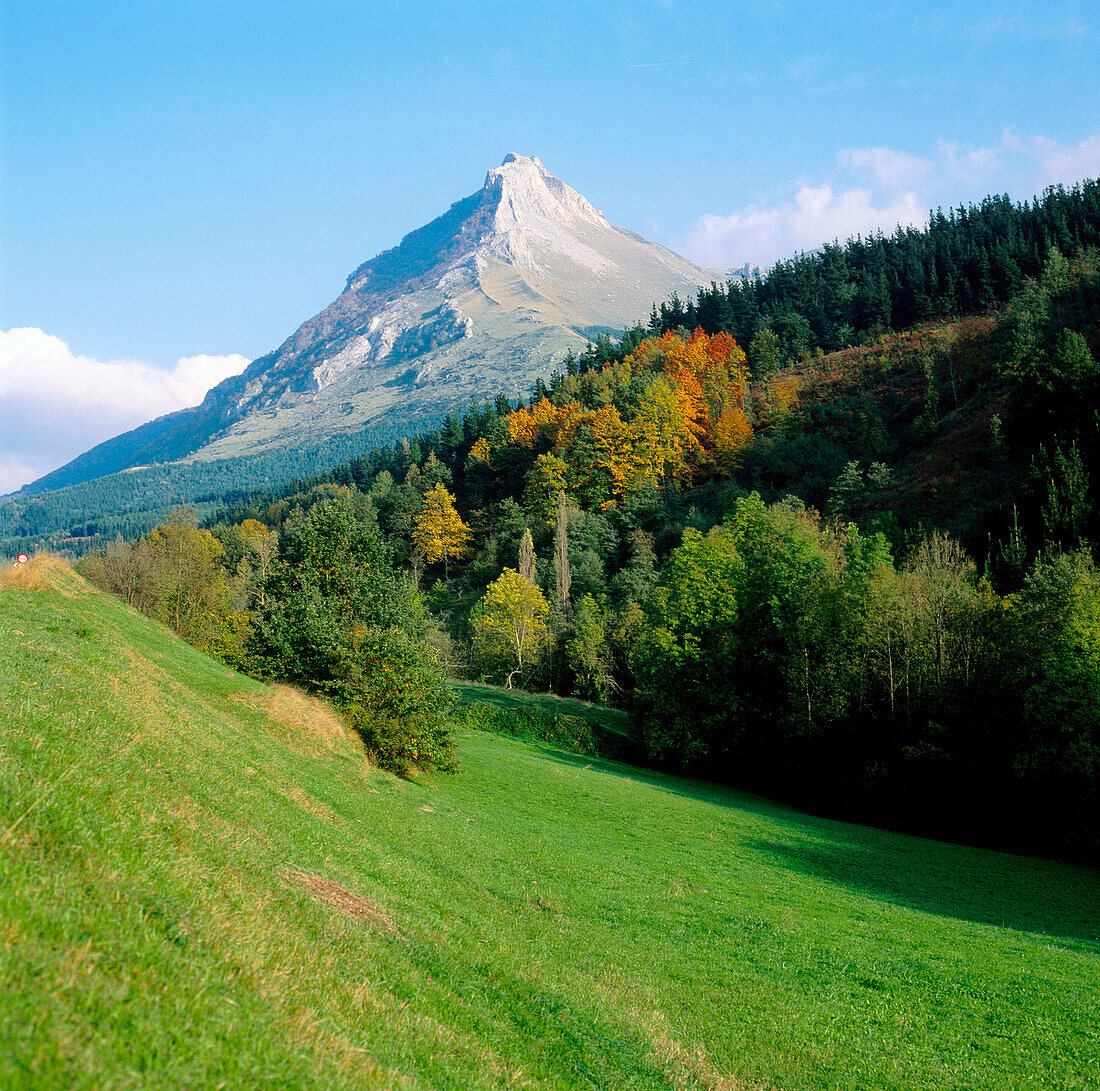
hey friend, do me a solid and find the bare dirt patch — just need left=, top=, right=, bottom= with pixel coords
left=277, top=866, right=400, bottom=935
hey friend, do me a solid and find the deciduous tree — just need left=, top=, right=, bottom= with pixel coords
left=554, top=490, right=572, bottom=619
left=412, top=483, right=471, bottom=577
left=518, top=528, right=536, bottom=582
left=251, top=496, right=454, bottom=771
left=471, top=568, right=550, bottom=688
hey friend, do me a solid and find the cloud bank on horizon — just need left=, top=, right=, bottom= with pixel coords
left=0, top=328, right=248, bottom=494
left=682, top=129, right=1100, bottom=268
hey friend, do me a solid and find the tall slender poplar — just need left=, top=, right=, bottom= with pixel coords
left=554, top=490, right=572, bottom=619
left=518, top=528, right=536, bottom=583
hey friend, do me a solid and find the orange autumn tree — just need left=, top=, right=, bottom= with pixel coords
left=622, top=328, right=752, bottom=479
left=506, top=407, right=539, bottom=448
left=498, top=327, right=753, bottom=507
left=701, top=330, right=750, bottom=418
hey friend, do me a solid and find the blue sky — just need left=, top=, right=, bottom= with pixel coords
left=1, top=0, right=1099, bottom=489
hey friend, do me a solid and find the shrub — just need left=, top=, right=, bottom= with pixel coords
left=250, top=496, right=455, bottom=773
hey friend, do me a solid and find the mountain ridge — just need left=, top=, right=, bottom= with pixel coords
left=18, top=155, right=738, bottom=497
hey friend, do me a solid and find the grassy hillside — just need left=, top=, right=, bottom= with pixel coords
left=454, top=683, right=640, bottom=761
left=1, top=559, right=1098, bottom=1088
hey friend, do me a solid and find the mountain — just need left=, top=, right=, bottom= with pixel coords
left=25, top=154, right=734, bottom=495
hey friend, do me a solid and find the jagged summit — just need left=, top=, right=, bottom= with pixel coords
left=487, top=153, right=608, bottom=232
left=28, top=156, right=746, bottom=490
left=342, top=153, right=615, bottom=300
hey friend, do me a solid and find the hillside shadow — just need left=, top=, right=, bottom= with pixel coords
left=455, top=684, right=631, bottom=732
left=535, top=749, right=1100, bottom=946
left=532, top=747, right=804, bottom=822
left=745, top=835, right=1100, bottom=946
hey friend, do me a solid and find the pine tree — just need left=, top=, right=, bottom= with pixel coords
left=748, top=327, right=782, bottom=380
left=827, top=461, right=865, bottom=522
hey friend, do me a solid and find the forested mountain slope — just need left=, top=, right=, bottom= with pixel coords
left=5, top=178, right=1099, bottom=560
left=11, top=155, right=729, bottom=501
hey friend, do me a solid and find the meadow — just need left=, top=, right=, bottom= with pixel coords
left=1, top=558, right=1097, bottom=1088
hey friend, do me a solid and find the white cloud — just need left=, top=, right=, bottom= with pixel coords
left=683, top=127, right=1100, bottom=269
left=1035, top=133, right=1100, bottom=189
left=0, top=327, right=248, bottom=494
left=0, top=455, right=39, bottom=499
left=685, top=185, right=925, bottom=268
left=840, top=147, right=931, bottom=191
left=934, top=138, right=1003, bottom=188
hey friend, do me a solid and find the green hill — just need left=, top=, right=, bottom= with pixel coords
left=2, top=559, right=1098, bottom=1088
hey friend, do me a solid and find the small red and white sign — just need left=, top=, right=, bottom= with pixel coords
left=16, top=554, right=28, bottom=565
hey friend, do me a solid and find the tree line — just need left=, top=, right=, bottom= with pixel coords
left=650, top=179, right=1100, bottom=367
left=0, top=412, right=433, bottom=557
left=635, top=495, right=1098, bottom=857
left=75, top=177, right=1100, bottom=859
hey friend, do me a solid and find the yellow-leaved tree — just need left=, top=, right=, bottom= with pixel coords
left=631, top=377, right=698, bottom=487
left=471, top=568, right=550, bottom=688
left=711, top=405, right=753, bottom=473
left=412, top=483, right=471, bottom=577
left=466, top=436, right=492, bottom=467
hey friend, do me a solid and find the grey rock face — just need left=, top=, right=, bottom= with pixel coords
left=187, top=153, right=737, bottom=460
left=29, top=156, right=747, bottom=494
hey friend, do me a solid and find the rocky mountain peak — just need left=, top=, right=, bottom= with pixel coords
left=483, top=153, right=609, bottom=235
left=37, top=155, right=747, bottom=489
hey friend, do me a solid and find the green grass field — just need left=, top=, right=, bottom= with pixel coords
left=2, top=559, right=1098, bottom=1088
left=454, top=682, right=632, bottom=735
left=453, top=683, right=639, bottom=761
